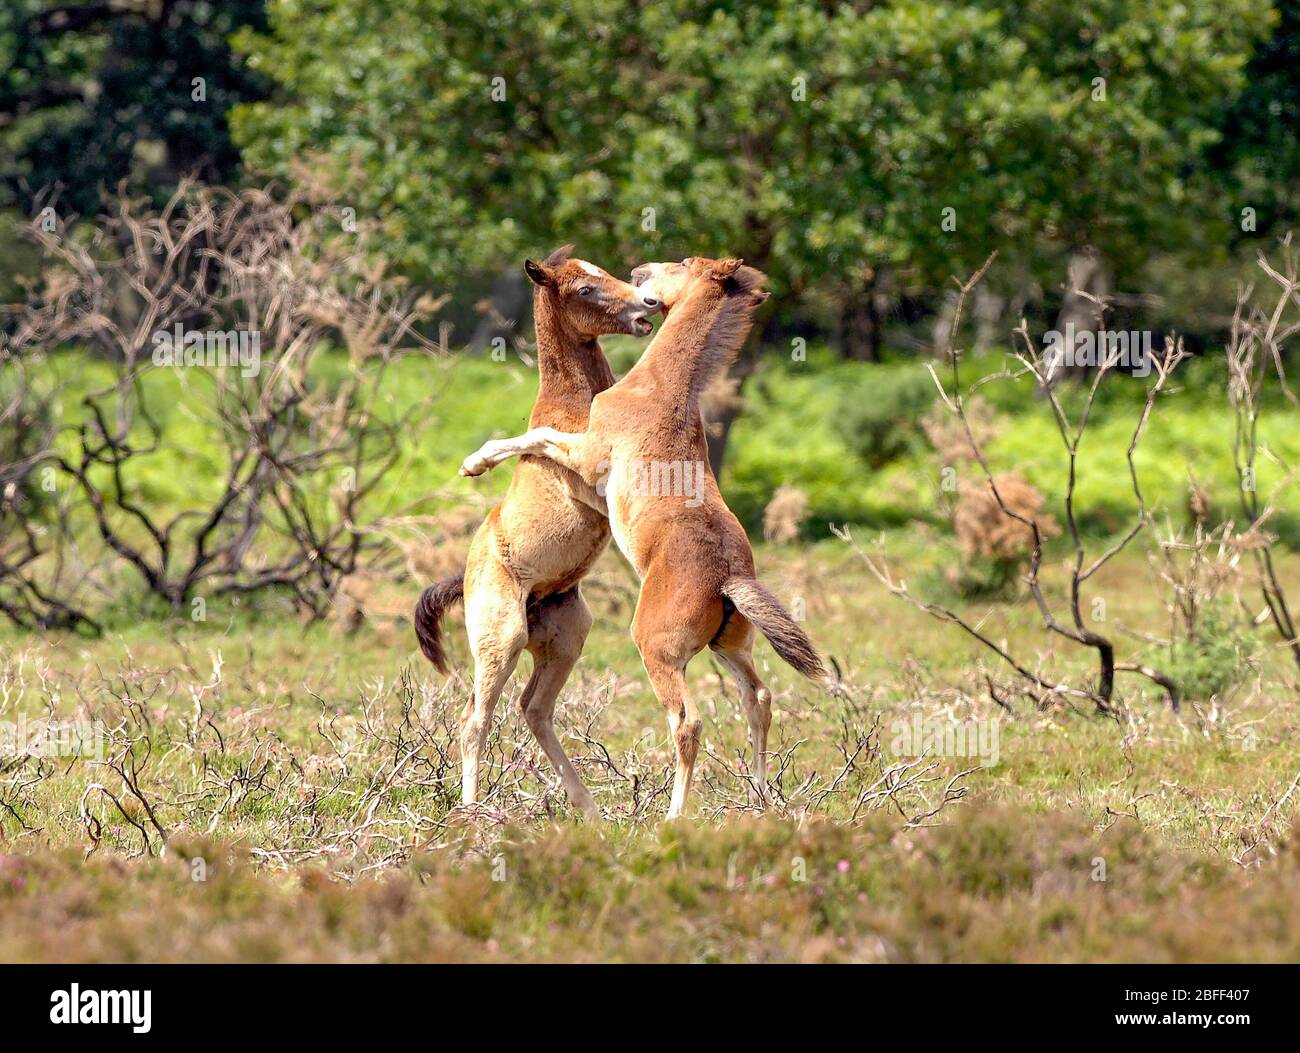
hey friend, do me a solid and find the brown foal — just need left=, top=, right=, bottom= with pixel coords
left=415, top=246, right=659, bottom=818
left=459, top=257, right=828, bottom=818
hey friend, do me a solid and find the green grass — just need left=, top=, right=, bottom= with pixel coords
left=28, top=344, right=1300, bottom=549
left=727, top=348, right=1300, bottom=540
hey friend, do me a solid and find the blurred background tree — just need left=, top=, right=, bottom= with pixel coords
left=3, top=0, right=1300, bottom=623
left=0, top=0, right=268, bottom=218
left=1214, top=0, right=1300, bottom=238
left=7, top=0, right=1293, bottom=364
left=222, top=0, right=1286, bottom=462
left=4, top=0, right=1299, bottom=466
left=230, top=2, right=1278, bottom=331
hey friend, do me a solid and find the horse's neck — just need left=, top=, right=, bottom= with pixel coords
left=626, top=288, right=726, bottom=411
left=531, top=293, right=616, bottom=428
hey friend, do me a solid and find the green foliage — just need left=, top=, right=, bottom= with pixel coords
left=727, top=349, right=1300, bottom=542
left=34, top=348, right=537, bottom=537
left=1213, top=0, right=1300, bottom=233
left=920, top=555, right=1024, bottom=603
left=230, top=0, right=1274, bottom=301
left=0, top=1, right=269, bottom=215
left=0, top=349, right=54, bottom=509
left=36, top=346, right=1300, bottom=556
left=1165, top=605, right=1258, bottom=702
left=835, top=367, right=936, bottom=468
left=724, top=353, right=936, bottom=533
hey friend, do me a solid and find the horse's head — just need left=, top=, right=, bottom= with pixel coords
left=631, top=257, right=768, bottom=314
left=524, top=246, right=661, bottom=337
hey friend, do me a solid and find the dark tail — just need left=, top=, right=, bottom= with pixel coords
left=721, top=577, right=828, bottom=682
left=414, top=573, right=465, bottom=674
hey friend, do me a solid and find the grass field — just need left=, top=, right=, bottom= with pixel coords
left=5, top=342, right=1300, bottom=962
left=3, top=531, right=1299, bottom=962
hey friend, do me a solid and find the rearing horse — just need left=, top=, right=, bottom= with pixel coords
left=415, top=246, right=660, bottom=818
left=459, top=257, right=829, bottom=818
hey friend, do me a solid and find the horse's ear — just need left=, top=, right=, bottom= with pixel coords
left=715, top=258, right=744, bottom=279
left=524, top=259, right=553, bottom=287
left=723, top=263, right=767, bottom=299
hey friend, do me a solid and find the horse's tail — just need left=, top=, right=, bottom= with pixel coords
left=720, top=577, right=828, bottom=682
left=413, top=573, right=465, bottom=674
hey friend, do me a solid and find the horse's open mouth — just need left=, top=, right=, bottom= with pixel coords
left=631, top=317, right=653, bottom=336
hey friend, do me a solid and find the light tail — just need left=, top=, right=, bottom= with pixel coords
left=720, top=577, right=828, bottom=682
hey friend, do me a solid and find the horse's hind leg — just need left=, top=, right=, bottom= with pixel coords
left=461, top=559, right=528, bottom=806
left=519, top=587, right=600, bottom=820
left=632, top=568, right=722, bottom=820
left=710, top=612, right=773, bottom=808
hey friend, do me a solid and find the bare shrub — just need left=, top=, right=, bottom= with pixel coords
left=921, top=394, right=997, bottom=466
left=1186, top=473, right=1213, bottom=527
left=0, top=646, right=970, bottom=871
left=2, top=181, right=445, bottom=622
left=954, top=472, right=1059, bottom=563
left=700, top=372, right=744, bottom=433
left=330, top=571, right=377, bottom=635
left=1226, top=236, right=1300, bottom=673
left=0, top=346, right=99, bottom=633
left=403, top=504, right=485, bottom=583
left=838, top=253, right=1182, bottom=714
left=943, top=472, right=1060, bottom=599
left=1145, top=521, right=1259, bottom=704
left=763, top=484, right=810, bottom=544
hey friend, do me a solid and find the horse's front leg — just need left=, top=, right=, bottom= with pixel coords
left=459, top=427, right=586, bottom=479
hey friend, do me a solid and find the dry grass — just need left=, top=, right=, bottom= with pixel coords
left=2, top=540, right=1299, bottom=962
left=763, top=485, right=811, bottom=544
left=953, top=472, right=1059, bottom=563
left=4, top=809, right=1300, bottom=962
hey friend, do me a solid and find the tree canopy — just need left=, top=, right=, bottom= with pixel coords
left=231, top=0, right=1277, bottom=314
left=1, top=0, right=268, bottom=216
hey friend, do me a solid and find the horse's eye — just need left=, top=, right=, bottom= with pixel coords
left=577, top=286, right=594, bottom=297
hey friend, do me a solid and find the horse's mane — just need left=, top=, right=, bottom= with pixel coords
left=687, top=263, right=769, bottom=402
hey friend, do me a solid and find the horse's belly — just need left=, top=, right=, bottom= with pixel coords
left=498, top=465, right=610, bottom=593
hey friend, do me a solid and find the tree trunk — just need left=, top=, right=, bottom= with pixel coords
left=972, top=284, right=1005, bottom=354
left=470, top=267, right=529, bottom=353
left=702, top=349, right=759, bottom=479
left=704, top=407, right=739, bottom=479
left=1050, top=247, right=1111, bottom=383
left=704, top=230, right=777, bottom=476
left=932, top=289, right=959, bottom=356
left=837, top=277, right=882, bottom=361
